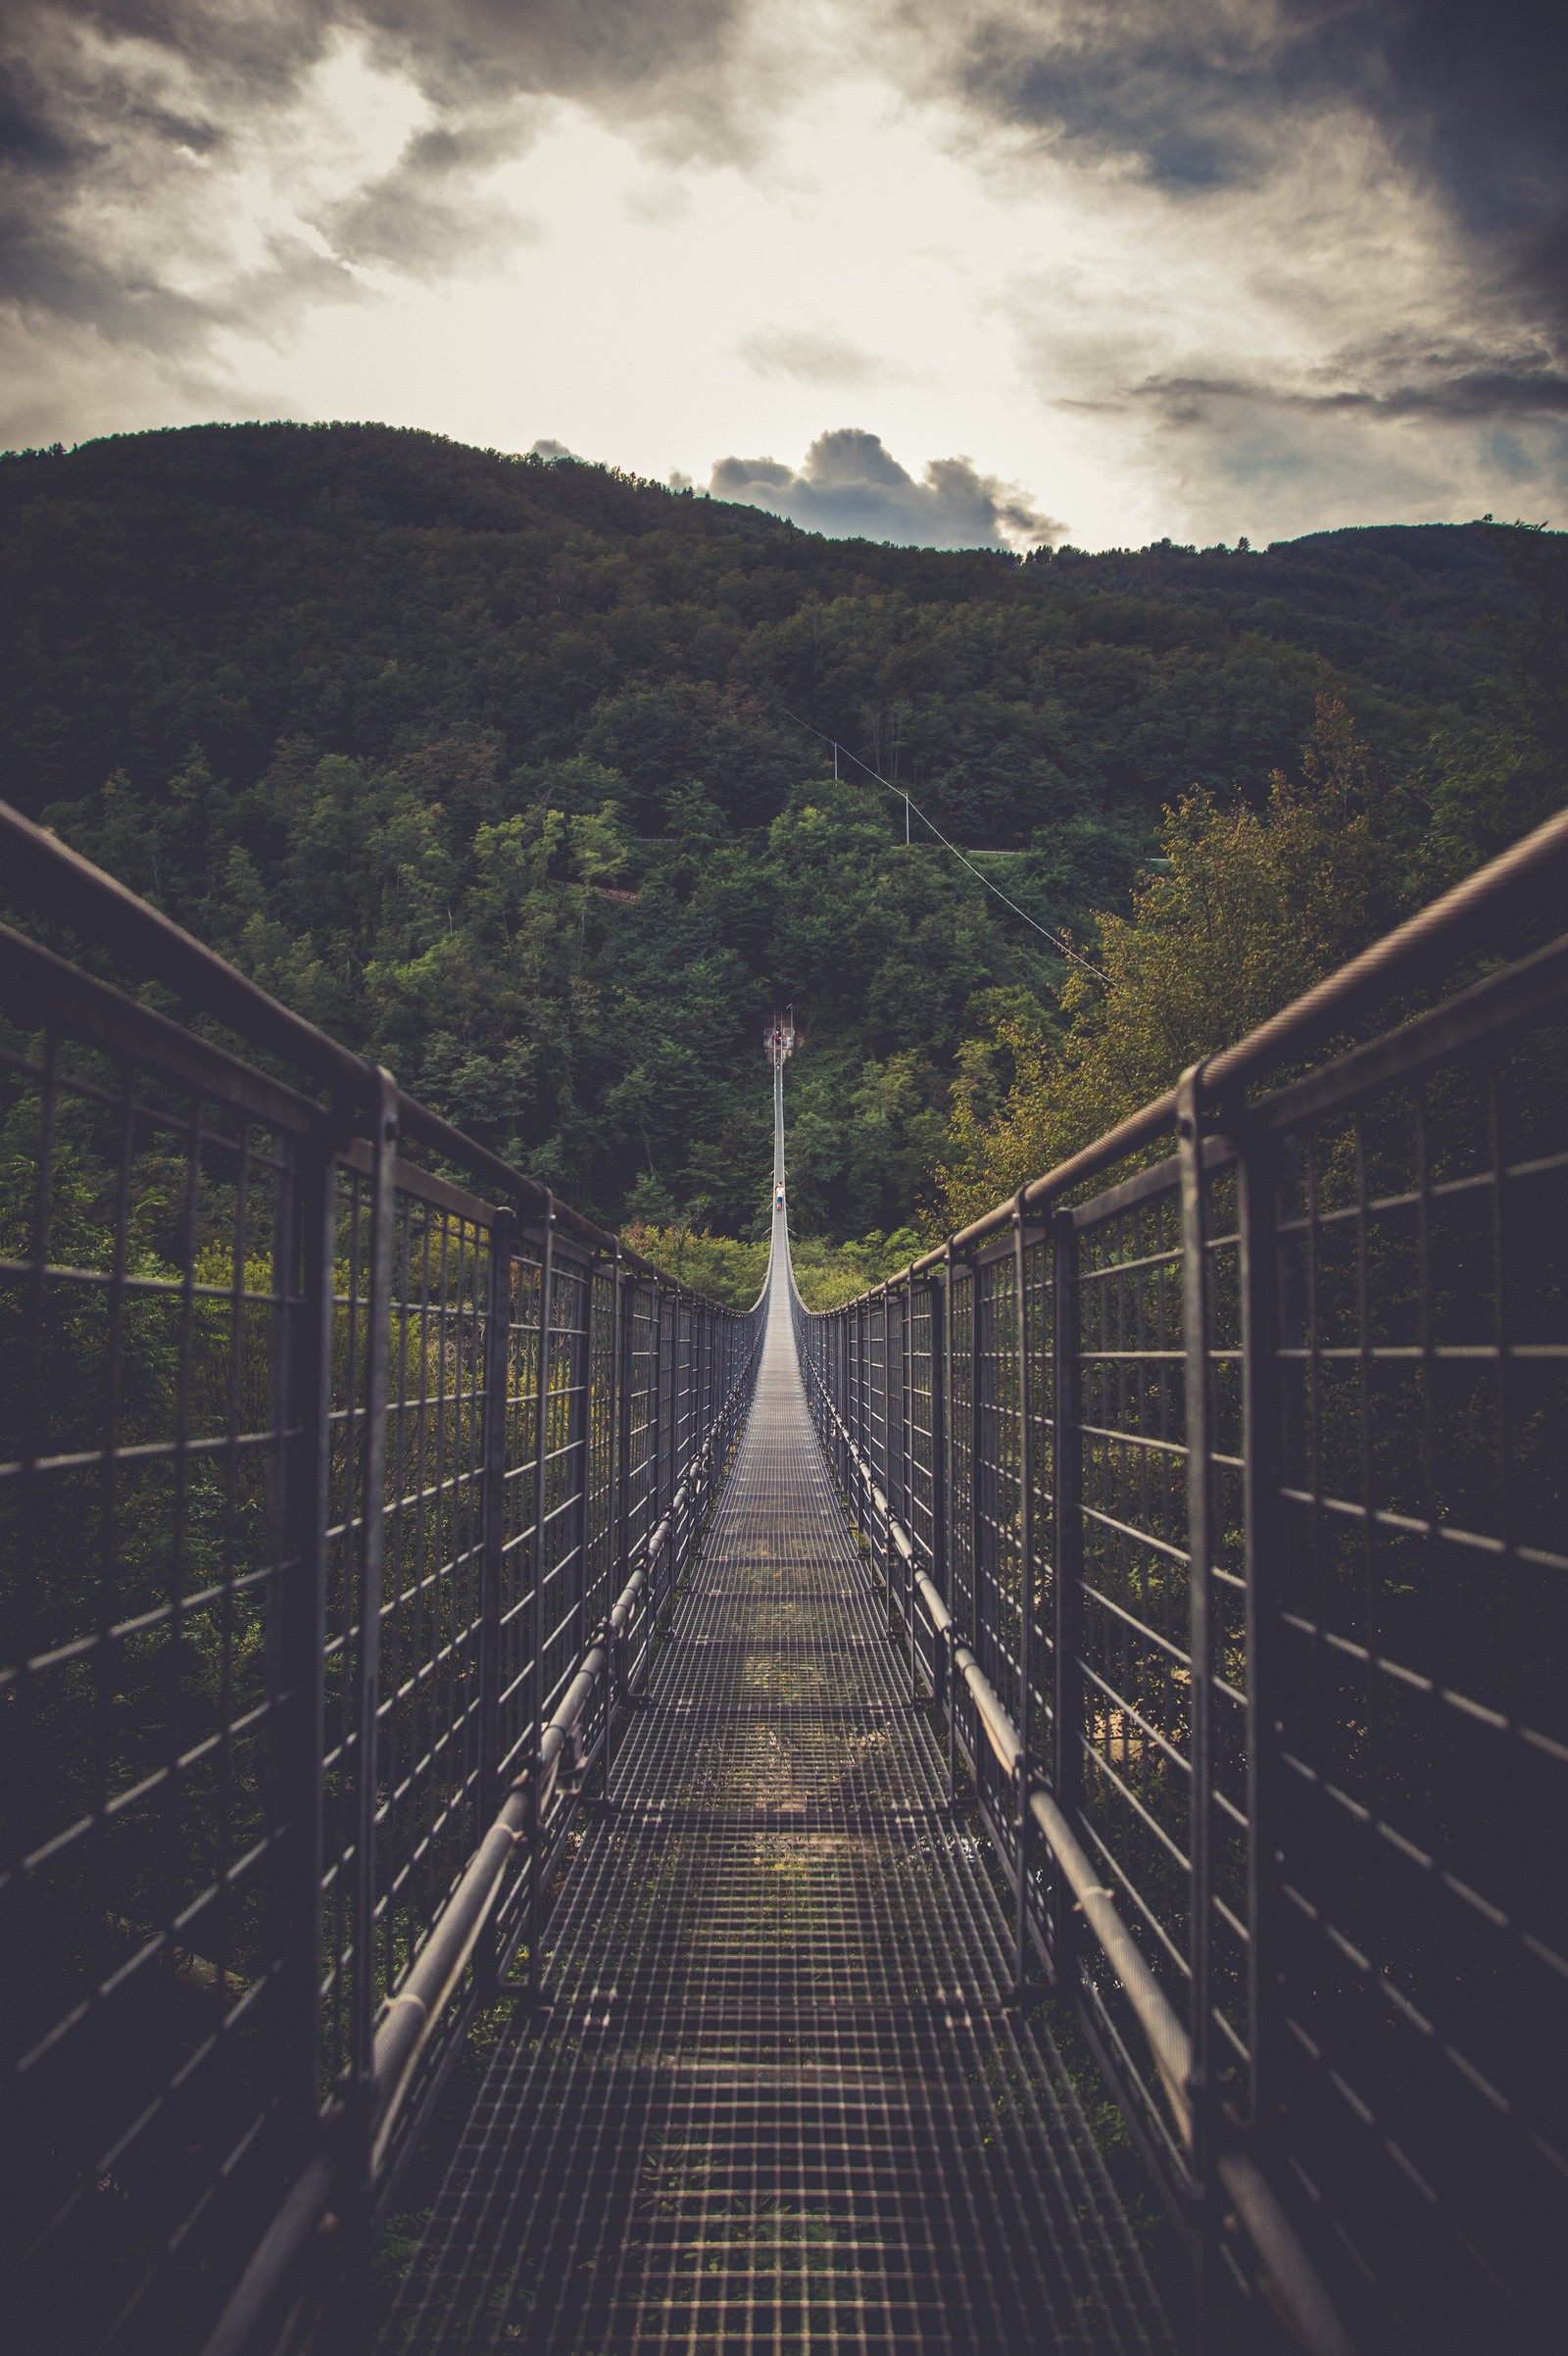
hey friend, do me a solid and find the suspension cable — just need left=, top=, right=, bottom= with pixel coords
left=773, top=704, right=1108, bottom=980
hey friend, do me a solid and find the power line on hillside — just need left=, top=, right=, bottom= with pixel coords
left=773, top=705, right=1108, bottom=979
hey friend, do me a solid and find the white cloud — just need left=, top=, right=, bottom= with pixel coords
left=737, top=325, right=905, bottom=390
left=2, top=1, right=1564, bottom=543
left=710, top=426, right=1061, bottom=547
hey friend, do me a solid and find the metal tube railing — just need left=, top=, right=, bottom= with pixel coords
left=207, top=1276, right=762, bottom=2356
left=908, top=798, right=1568, bottom=1269
left=0, top=808, right=765, bottom=2356
left=0, top=798, right=671, bottom=1269
left=792, top=809, right=1568, bottom=2356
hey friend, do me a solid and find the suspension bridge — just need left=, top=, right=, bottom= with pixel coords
left=3, top=799, right=1566, bottom=2355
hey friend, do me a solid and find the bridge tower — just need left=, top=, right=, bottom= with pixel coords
left=763, top=1002, right=796, bottom=1069
left=765, top=1005, right=795, bottom=1195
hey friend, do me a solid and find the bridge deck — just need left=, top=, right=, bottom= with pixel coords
left=381, top=1252, right=1176, bottom=2353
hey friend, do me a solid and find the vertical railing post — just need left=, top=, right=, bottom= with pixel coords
left=689, top=1299, right=698, bottom=1525
left=1239, top=1122, right=1281, bottom=2154
left=886, top=1285, right=901, bottom=1636
left=1177, top=1065, right=1217, bottom=2329
left=703, top=1299, right=714, bottom=1496
left=969, top=1256, right=983, bottom=1672
left=1012, top=1199, right=1034, bottom=2001
left=694, top=1299, right=706, bottom=1520
left=567, top=1256, right=593, bottom=1746
left=474, top=1203, right=514, bottom=1996
left=350, top=1070, right=398, bottom=2221
left=846, top=1304, right=855, bottom=1483
left=880, top=1287, right=890, bottom=1608
left=845, top=1311, right=853, bottom=1496
left=604, top=1252, right=624, bottom=1797
left=859, top=1298, right=866, bottom=1508
left=942, top=1244, right=957, bottom=1799
left=906, top=1277, right=918, bottom=1695
left=675, top=1294, right=689, bottom=1564
left=666, top=1288, right=677, bottom=1563
left=525, top=1197, right=556, bottom=1997
left=697, top=1301, right=705, bottom=1537
left=648, top=1283, right=664, bottom=1606
left=830, top=1316, right=839, bottom=1473
left=1051, top=1207, right=1082, bottom=1981
left=672, top=1291, right=684, bottom=1537
left=927, top=1267, right=946, bottom=1718
left=860, top=1296, right=871, bottom=1539
left=275, top=1126, right=336, bottom=2159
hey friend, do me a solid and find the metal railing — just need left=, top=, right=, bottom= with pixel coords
left=0, top=805, right=764, bottom=2356
left=793, top=807, right=1568, bottom=2355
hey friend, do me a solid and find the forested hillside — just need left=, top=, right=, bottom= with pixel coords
left=2, top=421, right=1560, bottom=1241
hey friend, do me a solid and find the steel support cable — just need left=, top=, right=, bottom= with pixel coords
left=769, top=752, right=1568, bottom=1325
left=771, top=705, right=1108, bottom=977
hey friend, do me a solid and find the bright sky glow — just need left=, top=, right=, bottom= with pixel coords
left=5, top=3, right=1565, bottom=550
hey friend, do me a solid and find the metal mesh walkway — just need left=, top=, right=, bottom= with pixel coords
left=381, top=1231, right=1177, bottom=2353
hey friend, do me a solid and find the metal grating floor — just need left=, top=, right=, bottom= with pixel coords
left=380, top=1252, right=1177, bottom=2353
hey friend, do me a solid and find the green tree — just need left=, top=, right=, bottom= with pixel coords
left=936, top=697, right=1402, bottom=1229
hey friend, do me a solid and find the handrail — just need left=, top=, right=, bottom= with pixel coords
left=794, top=812, right=1568, bottom=2346
left=912, top=798, right=1568, bottom=1267
left=200, top=1284, right=765, bottom=2356
left=0, top=801, right=770, bottom=2356
left=809, top=1378, right=1353, bottom=2356
left=0, top=797, right=671, bottom=1278
left=805, top=1375, right=1195, bottom=2135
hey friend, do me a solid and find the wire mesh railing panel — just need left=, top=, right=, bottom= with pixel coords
left=0, top=1006, right=316, bottom=2355
left=948, top=1267, right=976, bottom=1658
left=0, top=811, right=762, bottom=2356
left=386, top=1243, right=1175, bottom=2356
left=583, top=1262, right=617, bottom=1644
left=1019, top=1226, right=1056, bottom=1962
left=1069, top=1175, right=1198, bottom=2184
left=796, top=851, right=1568, bottom=2354
left=537, top=1249, right=593, bottom=1726
left=375, top=1191, right=491, bottom=2014
left=620, top=1276, right=659, bottom=1576
left=975, top=1251, right=1022, bottom=1720
left=491, top=1242, right=543, bottom=1789
left=906, top=1283, right=938, bottom=1644
left=1258, top=1008, right=1568, bottom=2348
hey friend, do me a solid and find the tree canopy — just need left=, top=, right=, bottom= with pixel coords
left=2, top=422, right=1561, bottom=1251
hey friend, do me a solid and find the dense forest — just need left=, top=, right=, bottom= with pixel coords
left=2, top=422, right=1562, bottom=1261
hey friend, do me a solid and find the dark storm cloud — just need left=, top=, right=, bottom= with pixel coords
left=915, top=0, right=1568, bottom=394
left=324, top=113, right=545, bottom=273
left=1142, top=365, right=1568, bottom=424
left=710, top=427, right=1062, bottom=547
left=935, top=2, right=1564, bottom=223
left=0, top=0, right=742, bottom=373
left=3, top=0, right=1561, bottom=529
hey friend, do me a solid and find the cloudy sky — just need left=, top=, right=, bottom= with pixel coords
left=3, top=2, right=1564, bottom=550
